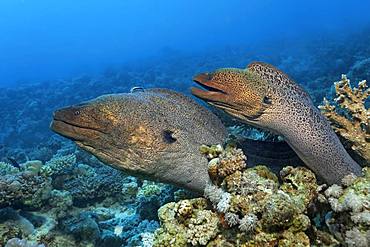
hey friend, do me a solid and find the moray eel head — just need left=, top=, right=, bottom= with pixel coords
left=192, top=68, right=270, bottom=124
left=51, top=94, right=168, bottom=175
left=51, top=89, right=227, bottom=192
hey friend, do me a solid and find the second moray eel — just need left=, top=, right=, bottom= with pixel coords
left=192, top=62, right=362, bottom=184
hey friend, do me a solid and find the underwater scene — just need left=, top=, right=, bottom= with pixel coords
left=0, top=0, right=369, bottom=246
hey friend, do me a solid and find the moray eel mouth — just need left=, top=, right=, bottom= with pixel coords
left=192, top=72, right=250, bottom=117
left=191, top=73, right=235, bottom=111
left=50, top=107, right=104, bottom=144
left=192, top=72, right=267, bottom=122
left=191, top=73, right=227, bottom=101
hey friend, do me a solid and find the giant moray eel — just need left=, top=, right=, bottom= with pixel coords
left=192, top=62, right=362, bottom=184
left=51, top=88, right=227, bottom=193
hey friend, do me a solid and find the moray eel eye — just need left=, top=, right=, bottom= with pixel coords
left=163, top=130, right=177, bottom=144
left=74, top=110, right=81, bottom=116
left=263, top=96, right=272, bottom=104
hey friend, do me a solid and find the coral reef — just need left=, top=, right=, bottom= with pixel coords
left=0, top=162, right=19, bottom=175
left=153, top=144, right=370, bottom=246
left=0, top=145, right=182, bottom=247
left=1, top=29, right=370, bottom=247
left=319, top=75, right=369, bottom=164
left=0, top=170, right=52, bottom=210
left=5, top=238, right=45, bottom=247
left=153, top=198, right=219, bottom=247
left=40, top=154, right=76, bottom=177
left=153, top=144, right=318, bottom=246
left=318, top=167, right=370, bottom=247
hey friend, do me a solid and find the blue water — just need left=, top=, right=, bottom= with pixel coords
left=0, top=1, right=370, bottom=246
left=1, top=0, right=370, bottom=87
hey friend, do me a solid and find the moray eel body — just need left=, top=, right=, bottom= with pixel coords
left=51, top=88, right=227, bottom=193
left=192, top=62, right=362, bottom=184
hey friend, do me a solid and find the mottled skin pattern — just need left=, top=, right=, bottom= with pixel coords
left=192, top=62, right=362, bottom=184
left=51, top=88, right=227, bottom=193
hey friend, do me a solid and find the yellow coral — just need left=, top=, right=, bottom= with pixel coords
left=319, top=75, right=369, bottom=164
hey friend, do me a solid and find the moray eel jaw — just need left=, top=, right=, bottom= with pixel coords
left=192, top=70, right=269, bottom=124
left=192, top=73, right=229, bottom=103
left=51, top=106, right=105, bottom=142
left=50, top=101, right=143, bottom=176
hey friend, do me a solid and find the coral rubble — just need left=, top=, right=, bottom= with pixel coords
left=319, top=75, right=369, bottom=164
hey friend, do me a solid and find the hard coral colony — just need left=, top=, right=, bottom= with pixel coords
left=153, top=144, right=370, bottom=247
left=319, top=75, right=370, bottom=165
left=0, top=152, right=175, bottom=246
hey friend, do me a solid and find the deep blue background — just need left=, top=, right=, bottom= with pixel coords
left=1, top=0, right=370, bottom=87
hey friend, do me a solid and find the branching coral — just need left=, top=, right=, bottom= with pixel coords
left=0, top=162, right=19, bottom=175
left=319, top=75, right=369, bottom=164
left=61, top=164, right=127, bottom=207
left=0, top=172, right=52, bottom=209
left=40, top=154, right=76, bottom=177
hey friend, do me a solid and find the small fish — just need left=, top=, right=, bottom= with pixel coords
left=7, top=157, right=20, bottom=169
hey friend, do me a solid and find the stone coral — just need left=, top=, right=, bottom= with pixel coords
left=5, top=238, right=45, bottom=247
left=153, top=145, right=319, bottom=246
left=202, top=144, right=247, bottom=185
left=319, top=75, right=369, bottom=164
left=0, top=161, right=19, bottom=175
left=40, top=154, right=76, bottom=177
left=0, top=172, right=52, bottom=209
left=0, top=145, right=170, bottom=247
left=217, top=146, right=247, bottom=178
left=320, top=167, right=370, bottom=247
left=153, top=198, right=219, bottom=247
left=153, top=143, right=368, bottom=246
